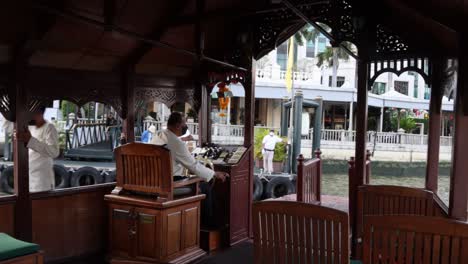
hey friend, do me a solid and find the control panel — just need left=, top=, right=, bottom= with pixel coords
left=191, top=143, right=247, bottom=166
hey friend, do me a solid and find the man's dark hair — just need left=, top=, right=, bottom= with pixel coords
left=36, top=105, right=46, bottom=114
left=167, top=112, right=184, bottom=127
left=270, top=129, right=275, bottom=132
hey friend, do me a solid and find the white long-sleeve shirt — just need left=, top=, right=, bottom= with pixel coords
left=151, top=129, right=214, bottom=182
left=27, top=122, right=60, bottom=192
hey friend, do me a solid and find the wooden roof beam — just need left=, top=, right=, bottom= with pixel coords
left=103, top=0, right=116, bottom=32
left=30, top=3, right=247, bottom=72
left=170, top=1, right=330, bottom=27
left=118, top=0, right=191, bottom=69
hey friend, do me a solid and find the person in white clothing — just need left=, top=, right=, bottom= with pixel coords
left=14, top=106, right=60, bottom=192
left=151, top=112, right=227, bottom=227
left=262, top=129, right=283, bottom=174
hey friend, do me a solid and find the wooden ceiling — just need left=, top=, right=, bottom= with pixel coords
left=0, top=0, right=464, bottom=78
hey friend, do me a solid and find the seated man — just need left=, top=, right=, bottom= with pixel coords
left=151, top=112, right=227, bottom=227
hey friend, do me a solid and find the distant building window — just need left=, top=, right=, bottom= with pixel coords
left=306, top=39, right=315, bottom=58
left=424, top=85, right=430, bottom=100
left=328, top=76, right=345, bottom=87
left=394, top=81, right=409, bottom=95
left=317, top=37, right=327, bottom=53
left=276, top=43, right=288, bottom=70
left=408, top=71, right=419, bottom=98
left=372, top=82, right=387, bottom=95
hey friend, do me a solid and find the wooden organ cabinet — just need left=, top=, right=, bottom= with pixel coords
left=105, top=143, right=206, bottom=264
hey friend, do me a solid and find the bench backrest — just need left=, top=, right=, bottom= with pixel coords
left=253, top=201, right=349, bottom=264
left=115, top=143, right=173, bottom=198
left=296, top=151, right=321, bottom=203
left=363, top=215, right=468, bottom=264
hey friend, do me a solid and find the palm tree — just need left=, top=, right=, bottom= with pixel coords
left=316, top=42, right=353, bottom=87
left=293, top=26, right=319, bottom=46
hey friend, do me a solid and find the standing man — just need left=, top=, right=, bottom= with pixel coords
left=151, top=112, right=227, bottom=226
left=14, top=106, right=60, bottom=192
left=262, top=129, right=283, bottom=174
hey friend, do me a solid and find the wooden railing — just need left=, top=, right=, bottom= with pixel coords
left=296, top=149, right=322, bottom=204
left=253, top=201, right=350, bottom=264
left=356, top=185, right=448, bottom=259
left=363, top=215, right=468, bottom=264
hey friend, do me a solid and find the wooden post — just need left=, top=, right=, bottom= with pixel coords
left=348, top=156, right=357, bottom=256
left=12, top=65, right=32, bottom=241
left=244, top=62, right=255, bottom=147
left=197, top=84, right=209, bottom=146
left=425, top=57, right=443, bottom=193
left=296, top=154, right=304, bottom=202
left=315, top=149, right=322, bottom=202
left=449, top=34, right=468, bottom=220
left=365, top=149, right=371, bottom=184
left=121, top=66, right=135, bottom=142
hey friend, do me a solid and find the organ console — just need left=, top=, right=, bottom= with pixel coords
left=191, top=144, right=252, bottom=251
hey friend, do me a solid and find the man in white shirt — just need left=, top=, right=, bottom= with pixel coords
left=14, top=106, right=60, bottom=192
left=262, top=129, right=283, bottom=174
left=151, top=112, right=227, bottom=226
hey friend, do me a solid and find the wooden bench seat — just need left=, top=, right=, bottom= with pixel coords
left=363, top=215, right=468, bottom=264
left=0, top=233, right=43, bottom=264
left=253, top=200, right=359, bottom=264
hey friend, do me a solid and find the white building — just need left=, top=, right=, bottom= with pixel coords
left=254, top=32, right=454, bottom=135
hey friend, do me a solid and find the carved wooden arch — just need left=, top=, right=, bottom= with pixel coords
left=0, top=84, right=13, bottom=122
left=135, top=87, right=198, bottom=111
left=368, top=57, right=432, bottom=88
left=28, top=95, right=123, bottom=118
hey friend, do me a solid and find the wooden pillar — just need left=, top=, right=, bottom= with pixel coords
left=449, top=34, right=468, bottom=220
left=12, top=65, right=32, bottom=241
left=197, top=84, right=209, bottom=146
left=425, top=57, right=443, bottom=193
left=350, top=44, right=369, bottom=257
left=121, top=66, right=135, bottom=142
left=244, top=62, right=255, bottom=147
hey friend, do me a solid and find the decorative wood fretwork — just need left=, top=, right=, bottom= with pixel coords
left=375, top=24, right=409, bottom=54
left=0, top=85, right=13, bottom=121
left=135, top=87, right=197, bottom=109
left=368, top=57, right=432, bottom=87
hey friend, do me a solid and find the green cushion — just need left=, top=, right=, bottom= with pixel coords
left=0, top=233, right=39, bottom=261
left=350, top=260, right=363, bottom=264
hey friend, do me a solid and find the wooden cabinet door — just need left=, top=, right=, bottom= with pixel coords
left=134, top=208, right=161, bottom=261
left=109, top=204, right=133, bottom=258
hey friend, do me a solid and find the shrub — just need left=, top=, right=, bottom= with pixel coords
left=254, top=128, right=287, bottom=162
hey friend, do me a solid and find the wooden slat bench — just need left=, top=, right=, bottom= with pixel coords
left=253, top=200, right=356, bottom=264
left=363, top=215, right=468, bottom=264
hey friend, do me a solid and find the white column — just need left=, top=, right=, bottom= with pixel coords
left=227, top=98, right=231, bottom=125
left=379, top=107, right=384, bottom=132
left=349, top=101, right=354, bottom=131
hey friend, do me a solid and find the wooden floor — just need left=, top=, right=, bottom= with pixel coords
left=65, top=242, right=254, bottom=264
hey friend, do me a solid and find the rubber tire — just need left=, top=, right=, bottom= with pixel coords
left=264, top=177, right=294, bottom=199
left=0, top=165, right=14, bottom=194
left=70, top=166, right=103, bottom=187
left=104, top=170, right=116, bottom=183
left=54, top=164, right=70, bottom=189
left=253, top=175, right=264, bottom=201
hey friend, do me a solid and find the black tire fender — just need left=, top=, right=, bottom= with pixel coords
left=264, top=177, right=294, bottom=199
left=104, top=170, right=116, bottom=183
left=70, top=166, right=103, bottom=187
left=253, top=175, right=264, bottom=201
left=54, top=164, right=70, bottom=189
left=0, top=165, right=14, bottom=194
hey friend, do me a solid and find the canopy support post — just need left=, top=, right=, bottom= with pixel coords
left=12, top=63, right=32, bottom=242
left=244, top=61, right=255, bottom=147
left=425, top=57, right=443, bottom=193
left=350, top=31, right=369, bottom=258
left=449, top=35, right=468, bottom=221
left=121, top=66, right=135, bottom=143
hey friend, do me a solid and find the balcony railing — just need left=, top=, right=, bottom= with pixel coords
left=141, top=119, right=452, bottom=149
left=256, top=68, right=313, bottom=82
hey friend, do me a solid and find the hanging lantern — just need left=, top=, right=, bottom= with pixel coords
left=216, top=82, right=231, bottom=117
